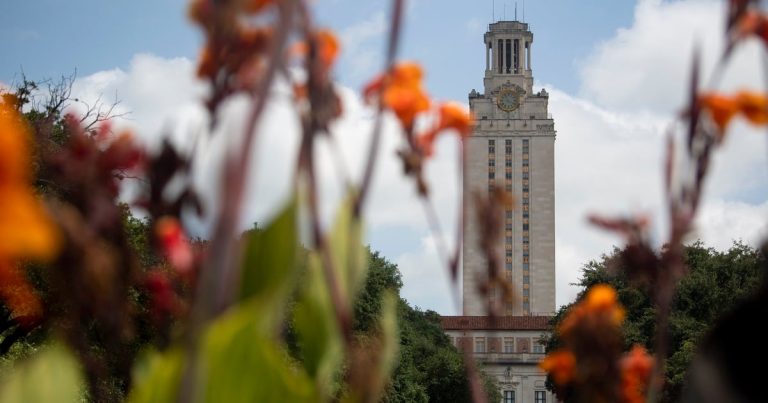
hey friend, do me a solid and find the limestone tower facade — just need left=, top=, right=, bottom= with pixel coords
left=462, top=20, right=556, bottom=316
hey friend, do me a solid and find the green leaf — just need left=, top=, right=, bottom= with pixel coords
left=239, top=197, right=299, bottom=304
left=202, top=304, right=314, bottom=403
left=0, top=343, right=84, bottom=403
left=329, top=193, right=366, bottom=304
left=377, top=291, right=399, bottom=383
left=128, top=348, right=184, bottom=403
left=294, top=252, right=343, bottom=395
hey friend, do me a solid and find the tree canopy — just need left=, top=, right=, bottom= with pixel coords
left=545, top=241, right=765, bottom=402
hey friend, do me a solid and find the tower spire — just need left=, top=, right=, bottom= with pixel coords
left=515, top=2, right=518, bottom=21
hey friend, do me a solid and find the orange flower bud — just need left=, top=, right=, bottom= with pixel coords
left=540, top=349, right=576, bottom=385
left=699, top=92, right=739, bottom=134
left=363, top=62, right=431, bottom=130
left=735, top=90, right=768, bottom=125
left=437, top=101, right=473, bottom=137
left=620, top=345, right=654, bottom=403
left=316, top=29, right=340, bottom=68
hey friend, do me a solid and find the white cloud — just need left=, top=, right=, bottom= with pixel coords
left=397, top=235, right=460, bottom=314
left=579, top=0, right=763, bottom=113
left=68, top=53, right=208, bottom=151
left=338, top=12, right=387, bottom=83
left=693, top=199, right=768, bottom=250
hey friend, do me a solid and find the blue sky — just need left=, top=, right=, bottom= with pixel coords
left=3, top=0, right=767, bottom=314
left=1, top=1, right=634, bottom=96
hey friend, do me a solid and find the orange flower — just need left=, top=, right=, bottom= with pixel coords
left=0, top=103, right=60, bottom=322
left=540, top=349, right=576, bottom=385
left=437, top=102, right=473, bottom=137
left=699, top=90, right=768, bottom=136
left=699, top=93, right=739, bottom=134
left=559, top=284, right=625, bottom=336
left=364, top=62, right=431, bottom=129
left=0, top=104, right=59, bottom=259
left=316, top=29, right=340, bottom=68
left=415, top=102, right=473, bottom=157
left=735, top=90, right=768, bottom=125
left=0, top=105, right=30, bottom=186
left=585, top=284, right=626, bottom=326
left=620, top=345, right=654, bottom=403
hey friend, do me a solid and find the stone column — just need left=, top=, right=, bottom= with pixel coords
left=486, top=41, right=490, bottom=72
left=527, top=42, right=531, bottom=70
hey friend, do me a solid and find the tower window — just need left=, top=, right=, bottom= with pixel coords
left=505, top=39, right=512, bottom=74
left=513, top=39, right=520, bottom=74
left=498, top=39, right=504, bottom=73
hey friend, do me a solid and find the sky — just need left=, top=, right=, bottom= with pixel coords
left=2, top=0, right=767, bottom=314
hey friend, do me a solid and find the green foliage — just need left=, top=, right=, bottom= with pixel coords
left=201, top=305, right=314, bottom=403
left=294, top=252, right=344, bottom=393
left=0, top=343, right=84, bottom=402
left=546, top=241, right=764, bottom=402
left=128, top=348, right=183, bottom=403
left=238, top=198, right=299, bottom=322
left=382, top=302, right=499, bottom=402
left=353, top=249, right=402, bottom=333
left=120, top=205, right=160, bottom=269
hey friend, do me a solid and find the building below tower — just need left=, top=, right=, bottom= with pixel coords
left=441, top=316, right=555, bottom=402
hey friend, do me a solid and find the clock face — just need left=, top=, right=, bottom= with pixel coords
left=497, top=88, right=520, bottom=112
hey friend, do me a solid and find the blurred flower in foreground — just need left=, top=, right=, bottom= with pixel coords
left=698, top=90, right=768, bottom=138
left=539, top=350, right=576, bottom=385
left=560, top=283, right=626, bottom=336
left=541, top=284, right=640, bottom=403
left=0, top=103, right=60, bottom=323
left=620, top=344, right=654, bottom=403
left=417, top=102, right=473, bottom=157
left=364, top=62, right=430, bottom=131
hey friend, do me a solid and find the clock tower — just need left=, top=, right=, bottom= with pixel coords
left=463, top=20, right=556, bottom=316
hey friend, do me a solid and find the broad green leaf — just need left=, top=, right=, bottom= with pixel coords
left=329, top=192, right=367, bottom=304
left=239, top=197, right=299, bottom=304
left=294, top=252, right=343, bottom=396
left=0, top=343, right=84, bottom=402
left=202, top=304, right=314, bottom=403
left=128, top=348, right=184, bottom=403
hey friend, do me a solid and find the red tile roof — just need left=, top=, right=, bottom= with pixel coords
left=440, top=315, right=552, bottom=330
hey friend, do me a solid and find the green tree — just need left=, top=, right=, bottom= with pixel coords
left=545, top=241, right=764, bottom=402
left=353, top=249, right=500, bottom=402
